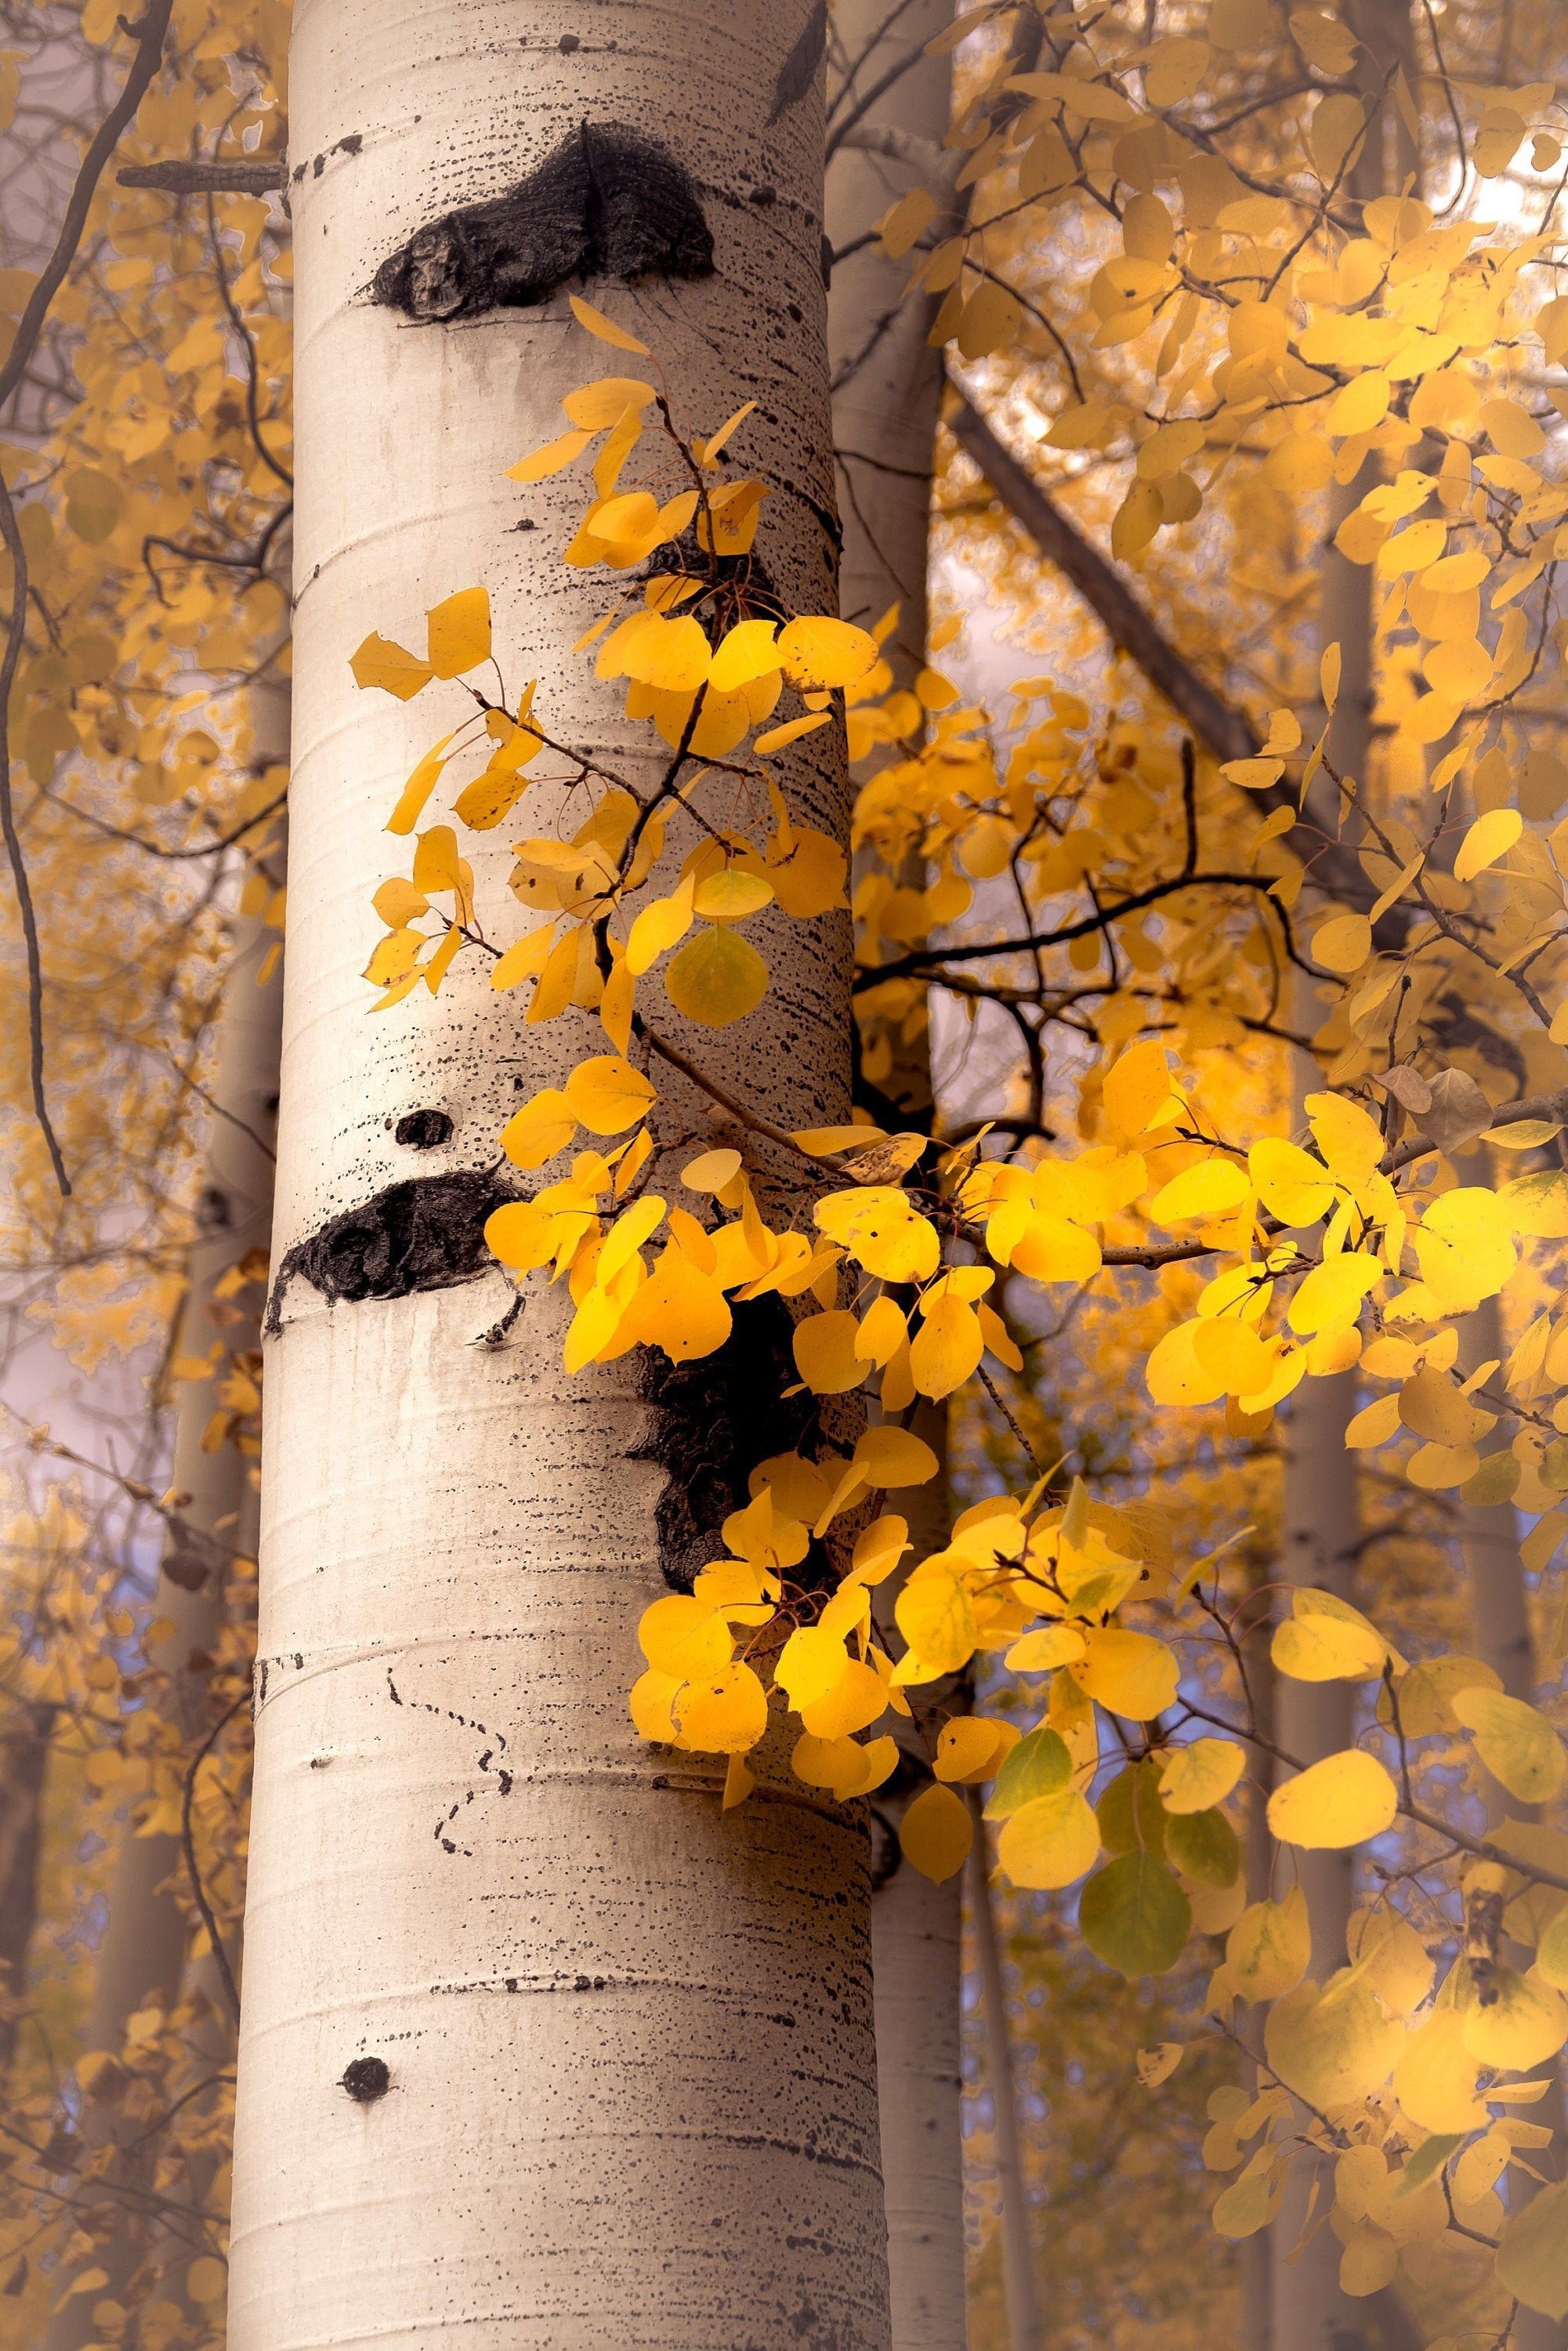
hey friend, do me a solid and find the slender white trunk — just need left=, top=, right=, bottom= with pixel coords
left=1269, top=441, right=1375, bottom=2350
left=967, top=1802, right=1045, bottom=2351
left=827, top=9, right=966, bottom=2345
left=42, top=669, right=286, bottom=2351
left=228, top=11, right=891, bottom=2348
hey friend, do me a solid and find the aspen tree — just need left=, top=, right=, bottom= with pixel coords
left=227, top=7, right=892, bottom=2347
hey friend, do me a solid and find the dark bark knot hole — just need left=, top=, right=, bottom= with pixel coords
left=370, top=121, right=714, bottom=323
left=340, top=2056, right=391, bottom=2104
left=264, top=1168, right=517, bottom=1332
left=632, top=1296, right=820, bottom=1592
left=393, top=1108, right=454, bottom=1150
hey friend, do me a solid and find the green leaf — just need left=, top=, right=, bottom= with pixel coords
left=1499, top=2175, right=1568, bottom=2320
left=1165, top=1805, right=1240, bottom=1889
left=983, top=1727, right=1071, bottom=1819
left=1095, top=1759, right=1167, bottom=1859
left=1080, top=1851, right=1191, bottom=1976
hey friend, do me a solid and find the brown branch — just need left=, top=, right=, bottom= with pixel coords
left=118, top=156, right=284, bottom=197
left=946, top=393, right=1258, bottom=766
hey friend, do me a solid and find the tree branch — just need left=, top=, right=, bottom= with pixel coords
left=118, top=155, right=285, bottom=197
left=946, top=393, right=1258, bottom=766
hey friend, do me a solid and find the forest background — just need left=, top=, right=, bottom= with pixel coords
left=2, top=2, right=1568, bottom=2351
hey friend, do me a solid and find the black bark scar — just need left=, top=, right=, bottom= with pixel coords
left=632, top=1295, right=820, bottom=1592
left=264, top=1168, right=515, bottom=1334
left=371, top=120, right=714, bottom=322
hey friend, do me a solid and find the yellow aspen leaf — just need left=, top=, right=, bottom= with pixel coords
left=998, top=1787, right=1101, bottom=1889
left=854, top=1294, right=907, bottom=1367
left=1461, top=1970, right=1568, bottom=2071
left=1103, top=1039, right=1178, bottom=1142
left=709, top=618, right=782, bottom=693
left=1450, top=1686, right=1566, bottom=1803
left=1081, top=1851, right=1192, bottom=1976
left=1150, top=1158, right=1251, bottom=1221
left=500, top=1089, right=577, bottom=1169
left=1210, top=2157, right=1277, bottom=2242
left=568, top=293, right=650, bottom=353
left=564, top=1284, right=626, bottom=1373
left=722, top=1751, right=755, bottom=1809
left=185, top=2259, right=226, bottom=2306
left=1009, top=1212, right=1103, bottom=1284
left=879, top=184, right=937, bottom=257
left=350, top=630, right=435, bottom=700
left=895, top=1559, right=978, bottom=1675
left=491, top=922, right=558, bottom=993
left=1190, top=1317, right=1275, bottom=1398
left=1498, top=2177, right=1568, bottom=2321
left=814, top=1188, right=939, bottom=1283
left=1110, top=477, right=1163, bottom=561
left=1312, top=911, right=1372, bottom=973
left=1327, top=370, right=1391, bottom=438
left=1159, top=1737, right=1246, bottom=1814
left=1272, top=1603, right=1386, bottom=1683
left=1267, top=1973, right=1402, bottom=2110
left=775, top=1624, right=851, bottom=1710
left=1345, top=1393, right=1401, bottom=1447
left=1268, top=1749, right=1396, bottom=1847
left=1146, top=1319, right=1226, bottom=1407
left=695, top=399, right=758, bottom=465
left=899, top=1780, right=973, bottom=1882
left=1286, top=1252, right=1382, bottom=1337
left=1070, top=1628, right=1179, bottom=1721
left=664, top=926, right=767, bottom=1025
left=934, top=1715, right=1013, bottom=1784
left=1225, top=1886, right=1309, bottom=2003
left=637, top=1593, right=732, bottom=1678
left=849, top=1514, right=911, bottom=1587
left=621, top=613, right=712, bottom=693
left=853, top=1423, right=939, bottom=1488
left=508, top=426, right=595, bottom=483
left=755, top=712, right=833, bottom=755
left=910, top=1294, right=983, bottom=1400
left=563, top=1054, right=656, bottom=1136
left=618, top=1243, right=732, bottom=1362
left=792, top=1310, right=867, bottom=1396
left=1392, top=2009, right=1489, bottom=2134
left=673, top=1661, right=770, bottom=1755
left=599, top=958, right=635, bottom=1056
left=562, top=376, right=657, bottom=429
left=528, top=922, right=586, bottom=1025
left=1398, top=1364, right=1490, bottom=1444
left=955, top=279, right=1022, bottom=360
left=626, top=878, right=696, bottom=976
left=1004, top=1625, right=1088, bottom=1675
left=1455, top=806, right=1523, bottom=882
left=385, top=733, right=457, bottom=835
left=800, top=1660, right=889, bottom=1741
left=776, top=616, right=879, bottom=690
left=692, top=870, right=773, bottom=922
left=426, top=586, right=491, bottom=679
left=596, top=1196, right=667, bottom=1288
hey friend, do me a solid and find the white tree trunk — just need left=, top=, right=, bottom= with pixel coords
left=826, top=8, right=966, bottom=2346
left=1269, top=452, right=1375, bottom=2351
left=967, top=1802, right=1045, bottom=2351
left=42, top=668, right=286, bottom=2351
left=227, top=10, right=892, bottom=2349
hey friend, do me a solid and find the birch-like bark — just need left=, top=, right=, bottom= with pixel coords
left=827, top=7, right=966, bottom=2345
left=41, top=660, right=286, bottom=2351
left=967, top=1800, right=1045, bottom=2351
left=228, top=11, right=890, bottom=2349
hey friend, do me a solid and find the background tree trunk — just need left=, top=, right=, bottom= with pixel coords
left=827, top=6, right=968, bottom=2345
left=967, top=1800, right=1045, bottom=2351
left=228, top=9, right=892, bottom=2348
